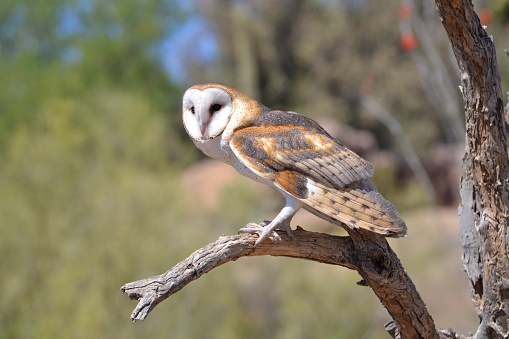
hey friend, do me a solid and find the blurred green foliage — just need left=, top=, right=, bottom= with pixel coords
left=0, top=90, right=190, bottom=338
left=0, top=0, right=186, bottom=153
left=0, top=1, right=196, bottom=337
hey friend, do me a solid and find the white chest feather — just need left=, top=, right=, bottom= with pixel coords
left=194, top=136, right=275, bottom=188
left=193, top=137, right=229, bottom=162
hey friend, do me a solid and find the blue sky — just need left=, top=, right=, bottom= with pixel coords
left=159, top=13, right=217, bottom=84
left=54, top=0, right=218, bottom=84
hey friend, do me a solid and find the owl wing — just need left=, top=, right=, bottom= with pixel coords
left=230, top=110, right=406, bottom=237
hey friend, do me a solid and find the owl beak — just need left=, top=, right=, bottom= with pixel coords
left=199, top=122, right=207, bottom=136
left=199, top=117, right=211, bottom=136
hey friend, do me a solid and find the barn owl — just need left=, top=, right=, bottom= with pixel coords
left=182, top=83, right=407, bottom=245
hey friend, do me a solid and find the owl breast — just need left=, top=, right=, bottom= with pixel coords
left=193, top=137, right=229, bottom=162
left=195, top=135, right=276, bottom=189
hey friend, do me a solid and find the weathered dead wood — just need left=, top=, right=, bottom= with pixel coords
left=121, top=228, right=354, bottom=321
left=122, top=227, right=439, bottom=338
left=435, top=1, right=509, bottom=338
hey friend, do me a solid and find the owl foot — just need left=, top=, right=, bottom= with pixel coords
left=239, top=219, right=294, bottom=246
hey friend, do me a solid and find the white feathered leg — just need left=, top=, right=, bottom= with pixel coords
left=239, top=196, right=303, bottom=245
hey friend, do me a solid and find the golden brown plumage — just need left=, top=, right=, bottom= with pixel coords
left=182, top=83, right=407, bottom=244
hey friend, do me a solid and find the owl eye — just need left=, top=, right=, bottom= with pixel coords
left=210, top=103, right=222, bottom=113
left=190, top=106, right=195, bottom=114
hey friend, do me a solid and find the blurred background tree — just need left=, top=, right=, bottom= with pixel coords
left=1, top=0, right=508, bottom=338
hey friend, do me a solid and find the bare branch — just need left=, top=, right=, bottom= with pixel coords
left=122, top=226, right=440, bottom=338
left=121, top=228, right=354, bottom=321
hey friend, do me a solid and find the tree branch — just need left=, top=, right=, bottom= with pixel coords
left=435, top=1, right=509, bottom=337
left=121, top=228, right=354, bottom=321
left=122, top=226, right=439, bottom=338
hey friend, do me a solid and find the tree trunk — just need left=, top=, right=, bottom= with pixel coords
left=435, top=1, right=509, bottom=337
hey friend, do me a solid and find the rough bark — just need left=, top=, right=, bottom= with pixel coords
left=122, top=227, right=440, bottom=338
left=435, top=1, right=509, bottom=338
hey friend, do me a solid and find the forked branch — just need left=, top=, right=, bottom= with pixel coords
left=122, top=227, right=441, bottom=338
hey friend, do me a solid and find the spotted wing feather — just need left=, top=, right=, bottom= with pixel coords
left=230, top=110, right=407, bottom=237
left=304, top=179, right=406, bottom=237
left=231, top=110, right=374, bottom=187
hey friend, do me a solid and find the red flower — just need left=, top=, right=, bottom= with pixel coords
left=400, top=34, right=418, bottom=51
left=478, top=9, right=492, bottom=26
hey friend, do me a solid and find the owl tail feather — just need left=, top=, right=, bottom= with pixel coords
left=302, top=179, right=407, bottom=238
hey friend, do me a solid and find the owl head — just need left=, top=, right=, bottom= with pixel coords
left=182, top=83, right=264, bottom=142
left=182, top=83, right=237, bottom=141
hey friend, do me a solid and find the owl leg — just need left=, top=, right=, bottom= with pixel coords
left=239, top=198, right=303, bottom=246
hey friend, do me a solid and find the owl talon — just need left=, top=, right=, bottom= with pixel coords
left=238, top=222, right=265, bottom=233
left=285, top=227, right=295, bottom=241
left=238, top=221, right=283, bottom=244
left=238, top=219, right=295, bottom=246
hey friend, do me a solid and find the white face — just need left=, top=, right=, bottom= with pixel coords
left=182, top=87, right=234, bottom=141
